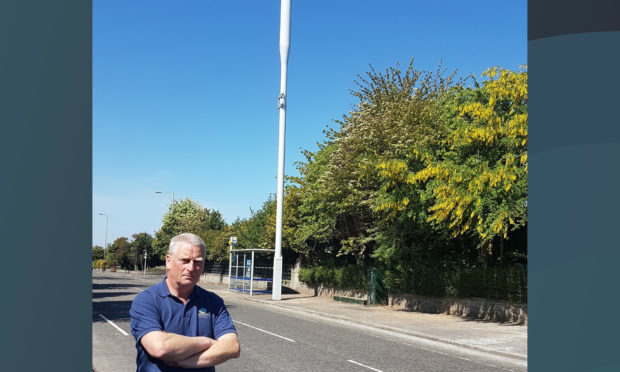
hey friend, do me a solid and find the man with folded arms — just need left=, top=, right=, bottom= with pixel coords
left=130, top=233, right=240, bottom=371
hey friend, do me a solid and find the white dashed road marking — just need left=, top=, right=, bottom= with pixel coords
left=233, top=320, right=295, bottom=343
left=99, top=314, right=129, bottom=336
left=347, top=360, right=384, bottom=372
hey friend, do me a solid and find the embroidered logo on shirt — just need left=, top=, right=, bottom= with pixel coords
left=198, top=308, right=209, bottom=317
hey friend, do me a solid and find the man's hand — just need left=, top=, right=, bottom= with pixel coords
left=140, top=331, right=216, bottom=363
left=172, top=332, right=240, bottom=368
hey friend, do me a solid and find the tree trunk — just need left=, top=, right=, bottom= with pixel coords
left=479, top=240, right=492, bottom=266
left=499, top=237, right=504, bottom=264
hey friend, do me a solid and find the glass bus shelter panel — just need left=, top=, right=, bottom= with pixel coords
left=229, top=250, right=274, bottom=295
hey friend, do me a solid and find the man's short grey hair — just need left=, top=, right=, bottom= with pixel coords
left=168, top=233, right=206, bottom=257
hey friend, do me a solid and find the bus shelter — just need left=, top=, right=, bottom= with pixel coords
left=228, top=248, right=275, bottom=295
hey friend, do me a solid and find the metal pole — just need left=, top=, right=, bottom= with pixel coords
left=250, top=250, right=255, bottom=296
left=228, top=246, right=232, bottom=291
left=273, top=0, right=291, bottom=301
left=99, top=213, right=108, bottom=270
left=103, top=215, right=108, bottom=261
left=235, top=253, right=239, bottom=291
left=243, top=253, right=247, bottom=292
left=143, top=250, right=147, bottom=277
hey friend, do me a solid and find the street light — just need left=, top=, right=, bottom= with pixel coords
left=155, top=191, right=174, bottom=205
left=98, top=213, right=108, bottom=269
left=143, top=250, right=148, bottom=277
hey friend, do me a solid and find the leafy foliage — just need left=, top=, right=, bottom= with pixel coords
left=377, top=67, right=527, bottom=260
left=107, top=237, right=131, bottom=269
left=152, top=198, right=229, bottom=262
left=291, top=60, right=458, bottom=266
left=131, top=232, right=155, bottom=268
left=230, top=198, right=277, bottom=249
left=298, top=265, right=366, bottom=290
left=290, top=61, right=527, bottom=301
left=92, top=245, right=104, bottom=261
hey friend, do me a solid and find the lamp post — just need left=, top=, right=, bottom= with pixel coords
left=273, top=0, right=291, bottom=301
left=98, top=213, right=108, bottom=270
left=143, top=250, right=148, bottom=277
left=155, top=191, right=174, bottom=205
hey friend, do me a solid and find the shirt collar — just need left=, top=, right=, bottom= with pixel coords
left=155, top=276, right=199, bottom=300
left=155, top=277, right=171, bottom=298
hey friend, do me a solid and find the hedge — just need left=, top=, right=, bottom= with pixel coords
left=299, top=265, right=366, bottom=290
left=299, top=264, right=526, bottom=303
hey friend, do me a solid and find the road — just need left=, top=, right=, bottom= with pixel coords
left=93, top=272, right=525, bottom=372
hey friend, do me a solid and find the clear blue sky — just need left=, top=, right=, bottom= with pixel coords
left=93, top=0, right=526, bottom=247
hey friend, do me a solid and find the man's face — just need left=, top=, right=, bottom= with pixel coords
left=166, top=242, right=205, bottom=289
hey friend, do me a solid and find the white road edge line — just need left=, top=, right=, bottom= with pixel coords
left=347, top=360, right=383, bottom=372
left=99, top=314, right=129, bottom=336
left=233, top=320, right=295, bottom=343
left=133, top=287, right=143, bottom=292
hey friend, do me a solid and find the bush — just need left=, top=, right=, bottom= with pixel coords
left=105, top=255, right=117, bottom=269
left=92, top=259, right=105, bottom=269
left=298, top=268, right=316, bottom=287
left=383, top=263, right=527, bottom=303
left=147, top=267, right=167, bottom=275
left=299, top=265, right=366, bottom=290
left=412, top=265, right=445, bottom=297
left=334, top=265, right=366, bottom=289
left=314, top=266, right=336, bottom=287
left=456, top=266, right=527, bottom=302
left=298, top=263, right=526, bottom=302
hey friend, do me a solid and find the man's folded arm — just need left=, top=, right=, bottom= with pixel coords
left=172, top=332, right=240, bottom=368
left=140, top=331, right=216, bottom=362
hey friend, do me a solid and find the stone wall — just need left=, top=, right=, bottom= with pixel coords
left=202, top=272, right=229, bottom=285
left=389, top=293, right=526, bottom=324
left=292, top=282, right=526, bottom=324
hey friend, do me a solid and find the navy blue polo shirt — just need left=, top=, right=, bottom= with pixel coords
left=129, top=278, right=237, bottom=372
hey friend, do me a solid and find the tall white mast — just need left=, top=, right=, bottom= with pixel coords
left=273, top=0, right=291, bottom=301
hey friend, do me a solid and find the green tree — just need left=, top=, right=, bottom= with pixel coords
left=202, top=228, right=230, bottom=262
left=205, top=209, right=226, bottom=231
left=248, top=62, right=527, bottom=299
left=377, top=67, right=528, bottom=263
left=92, top=245, right=105, bottom=261
left=152, top=198, right=230, bottom=262
left=230, top=198, right=276, bottom=249
left=107, top=237, right=131, bottom=269
left=292, top=60, right=458, bottom=265
left=200, top=210, right=229, bottom=262
left=153, top=198, right=207, bottom=259
left=130, top=232, right=155, bottom=269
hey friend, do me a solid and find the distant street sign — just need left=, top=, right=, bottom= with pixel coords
left=230, top=236, right=237, bottom=246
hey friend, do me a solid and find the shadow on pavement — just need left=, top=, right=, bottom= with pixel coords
left=92, top=299, right=133, bottom=323
left=92, top=291, right=137, bottom=299
left=93, top=283, right=145, bottom=290
left=460, top=316, right=526, bottom=326
left=278, top=295, right=318, bottom=301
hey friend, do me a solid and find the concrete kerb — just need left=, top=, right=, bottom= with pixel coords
left=218, top=291, right=527, bottom=362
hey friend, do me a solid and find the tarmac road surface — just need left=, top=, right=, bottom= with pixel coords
left=92, top=271, right=526, bottom=372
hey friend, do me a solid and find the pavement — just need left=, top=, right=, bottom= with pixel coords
left=202, top=281, right=527, bottom=363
